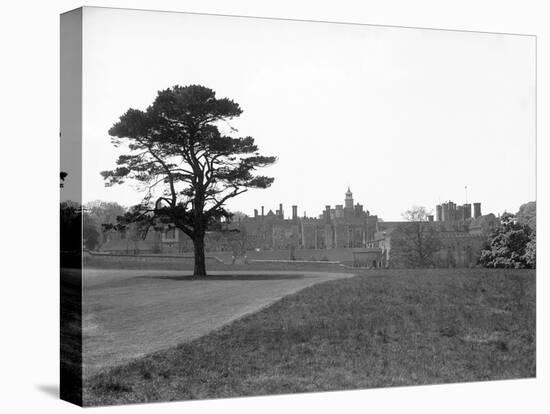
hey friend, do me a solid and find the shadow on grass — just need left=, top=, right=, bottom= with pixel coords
left=137, top=274, right=305, bottom=281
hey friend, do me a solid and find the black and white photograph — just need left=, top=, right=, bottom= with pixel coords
left=5, top=0, right=550, bottom=412
left=57, top=6, right=539, bottom=407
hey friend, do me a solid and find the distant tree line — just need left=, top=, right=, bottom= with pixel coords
left=72, top=200, right=249, bottom=253
left=60, top=198, right=126, bottom=252
left=82, top=201, right=127, bottom=250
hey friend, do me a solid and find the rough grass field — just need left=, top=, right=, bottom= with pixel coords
left=83, top=268, right=535, bottom=406
left=60, top=268, right=83, bottom=404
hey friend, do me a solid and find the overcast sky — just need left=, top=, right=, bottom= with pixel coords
left=80, top=7, right=536, bottom=221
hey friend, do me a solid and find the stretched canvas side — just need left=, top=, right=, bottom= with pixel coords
left=60, top=7, right=83, bottom=407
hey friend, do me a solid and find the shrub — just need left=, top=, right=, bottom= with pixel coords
left=479, top=213, right=534, bottom=269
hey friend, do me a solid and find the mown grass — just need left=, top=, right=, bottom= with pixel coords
left=84, top=268, right=535, bottom=406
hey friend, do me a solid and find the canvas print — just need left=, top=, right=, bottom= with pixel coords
left=60, top=7, right=536, bottom=407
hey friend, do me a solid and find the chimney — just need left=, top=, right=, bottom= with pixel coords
left=441, top=202, right=450, bottom=221
left=473, top=202, right=481, bottom=219
left=457, top=205, right=464, bottom=221
left=279, top=203, right=284, bottom=218
left=254, top=209, right=258, bottom=218
left=463, top=203, right=472, bottom=219
left=261, top=206, right=264, bottom=217
left=436, top=205, right=442, bottom=221
left=449, top=201, right=457, bottom=221
left=324, top=205, right=331, bottom=221
left=292, top=205, right=298, bottom=220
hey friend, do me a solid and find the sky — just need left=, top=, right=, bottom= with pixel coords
left=78, top=7, right=536, bottom=221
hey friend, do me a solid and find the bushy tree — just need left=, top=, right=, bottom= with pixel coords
left=82, top=214, right=100, bottom=251
left=523, top=233, right=536, bottom=268
left=516, top=202, right=536, bottom=268
left=83, top=200, right=127, bottom=248
left=516, top=201, right=536, bottom=231
left=479, top=212, right=534, bottom=269
left=102, top=85, right=276, bottom=276
left=84, top=200, right=126, bottom=226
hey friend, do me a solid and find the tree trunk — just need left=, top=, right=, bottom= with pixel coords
left=193, top=233, right=207, bottom=277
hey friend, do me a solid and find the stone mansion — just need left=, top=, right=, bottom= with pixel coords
left=101, top=187, right=498, bottom=268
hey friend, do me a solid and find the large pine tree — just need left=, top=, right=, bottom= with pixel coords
left=102, top=85, right=276, bottom=276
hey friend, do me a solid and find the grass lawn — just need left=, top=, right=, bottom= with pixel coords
left=83, top=268, right=535, bottom=406
left=82, top=269, right=352, bottom=376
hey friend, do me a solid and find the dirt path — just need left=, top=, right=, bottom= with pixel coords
left=82, top=269, right=354, bottom=377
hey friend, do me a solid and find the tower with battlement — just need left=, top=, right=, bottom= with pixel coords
left=436, top=200, right=480, bottom=222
